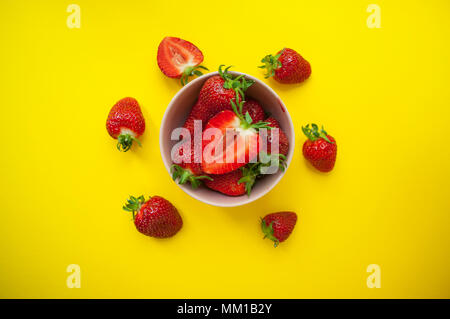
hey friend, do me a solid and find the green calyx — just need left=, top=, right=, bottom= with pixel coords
left=117, top=134, right=142, bottom=152
left=171, top=164, right=213, bottom=189
left=218, top=65, right=254, bottom=101
left=238, top=154, right=287, bottom=196
left=261, top=219, right=280, bottom=247
left=302, top=124, right=333, bottom=143
left=180, top=65, right=209, bottom=86
left=259, top=152, right=287, bottom=172
left=230, top=99, right=272, bottom=131
left=123, top=195, right=146, bottom=219
left=238, top=164, right=260, bottom=197
left=258, top=48, right=285, bottom=79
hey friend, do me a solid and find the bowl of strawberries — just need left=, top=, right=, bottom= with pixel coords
left=160, top=66, right=295, bottom=207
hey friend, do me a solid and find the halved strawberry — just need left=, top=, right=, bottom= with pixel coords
left=201, top=100, right=270, bottom=175
left=157, top=37, right=207, bottom=85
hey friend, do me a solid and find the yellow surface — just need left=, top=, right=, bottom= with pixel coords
left=1, top=0, right=449, bottom=299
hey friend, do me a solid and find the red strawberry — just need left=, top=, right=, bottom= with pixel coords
left=123, top=195, right=182, bottom=238
left=264, top=116, right=280, bottom=128
left=198, top=75, right=235, bottom=114
left=186, top=98, right=265, bottom=132
left=198, top=65, right=254, bottom=115
left=106, top=97, right=145, bottom=152
left=204, top=163, right=262, bottom=196
left=183, top=66, right=255, bottom=132
left=204, top=170, right=246, bottom=196
left=259, top=48, right=311, bottom=84
left=171, top=141, right=212, bottom=189
left=261, top=211, right=297, bottom=247
left=183, top=115, right=196, bottom=136
left=262, top=116, right=289, bottom=156
left=302, top=124, right=337, bottom=172
left=157, top=37, right=208, bottom=85
left=201, top=100, right=270, bottom=175
left=242, top=99, right=266, bottom=123
left=183, top=100, right=215, bottom=135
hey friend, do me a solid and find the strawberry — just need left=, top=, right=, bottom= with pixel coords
left=204, top=170, right=246, bottom=196
left=183, top=100, right=215, bottom=135
left=261, top=116, right=289, bottom=156
left=302, top=124, right=337, bottom=172
left=198, top=75, right=235, bottom=114
left=106, top=97, right=145, bottom=152
left=198, top=65, right=254, bottom=115
left=187, top=97, right=265, bottom=132
left=204, top=163, right=265, bottom=196
left=157, top=37, right=208, bottom=85
left=259, top=48, right=311, bottom=84
left=242, top=99, right=266, bottom=123
left=123, top=195, right=182, bottom=238
left=182, top=115, right=196, bottom=136
left=187, top=98, right=264, bottom=131
left=183, top=66, right=255, bottom=132
left=261, top=211, right=297, bottom=247
left=264, top=116, right=280, bottom=128
left=201, top=100, right=270, bottom=175
left=171, top=142, right=212, bottom=189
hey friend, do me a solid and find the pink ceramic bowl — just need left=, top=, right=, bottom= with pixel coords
left=160, top=71, right=295, bottom=207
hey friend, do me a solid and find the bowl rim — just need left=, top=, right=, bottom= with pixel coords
left=159, top=71, right=295, bottom=207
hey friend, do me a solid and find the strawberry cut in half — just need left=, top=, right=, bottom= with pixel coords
left=157, top=37, right=208, bottom=85
left=201, top=100, right=271, bottom=175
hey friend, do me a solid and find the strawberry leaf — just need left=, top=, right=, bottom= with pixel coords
left=180, top=65, right=209, bottom=86
left=259, top=48, right=285, bottom=79
left=117, top=134, right=141, bottom=152
left=260, top=219, right=280, bottom=247
left=245, top=112, right=253, bottom=124
left=123, top=195, right=146, bottom=219
left=171, top=164, right=212, bottom=189
left=302, top=123, right=333, bottom=143
left=218, top=65, right=254, bottom=100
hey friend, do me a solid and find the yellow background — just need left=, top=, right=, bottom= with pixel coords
left=1, top=0, right=449, bottom=298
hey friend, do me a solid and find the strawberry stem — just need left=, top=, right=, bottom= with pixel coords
left=123, top=195, right=146, bottom=219
left=171, top=164, right=213, bottom=189
left=218, top=65, right=254, bottom=101
left=238, top=153, right=287, bottom=196
left=258, top=48, right=285, bottom=79
left=117, top=134, right=141, bottom=152
left=302, top=124, right=333, bottom=143
left=180, top=65, right=209, bottom=86
left=261, top=219, right=280, bottom=247
left=238, top=163, right=260, bottom=196
left=230, top=99, right=272, bottom=131
left=259, top=152, right=287, bottom=172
